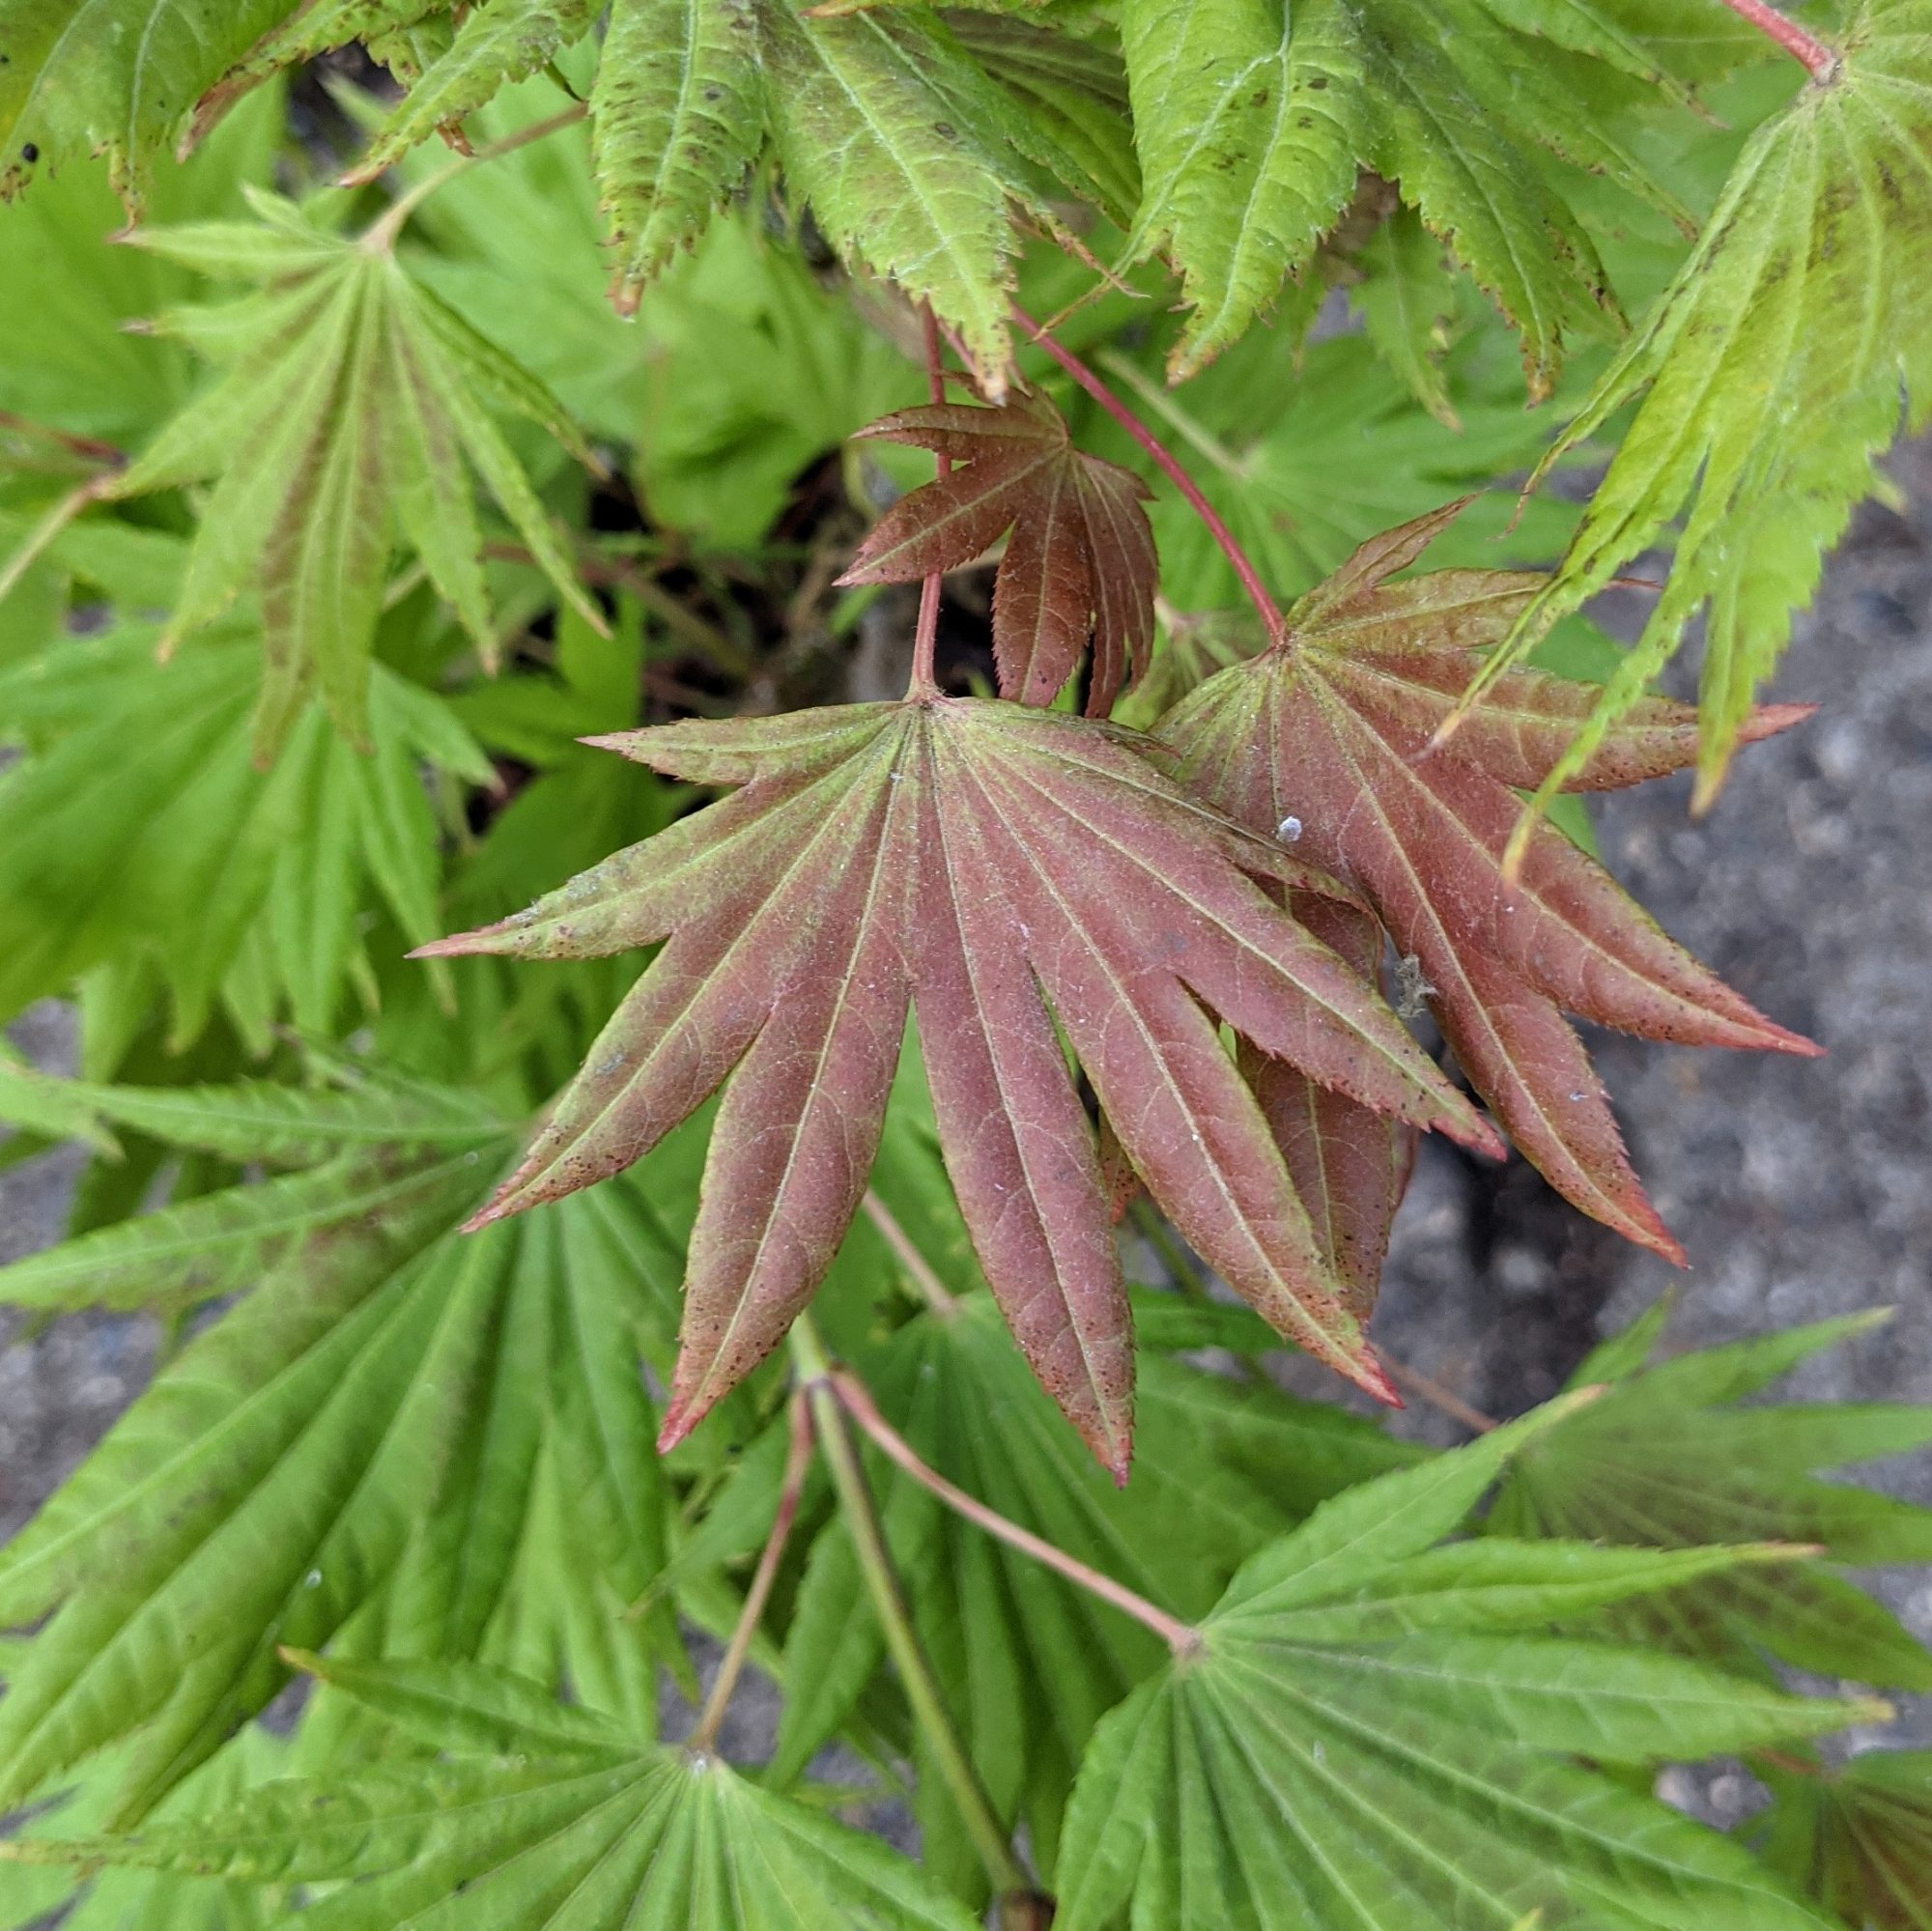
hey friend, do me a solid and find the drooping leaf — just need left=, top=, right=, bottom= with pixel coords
left=1055, top=1403, right=1872, bottom=1931
left=350, top=0, right=603, bottom=178
left=590, top=0, right=768, bottom=311
left=754, top=2, right=1071, bottom=395
left=104, top=189, right=605, bottom=757
left=1488, top=0, right=1932, bottom=806
left=1159, top=504, right=1818, bottom=1261
left=1490, top=1310, right=1932, bottom=1690
left=3, top=1656, right=980, bottom=1931
left=0, top=0, right=299, bottom=209
left=1118, top=0, right=1674, bottom=385
left=945, top=11, right=1140, bottom=229
left=418, top=695, right=1497, bottom=1474
left=840, top=391, right=1158, bottom=713
left=1756, top=1748, right=1932, bottom=1929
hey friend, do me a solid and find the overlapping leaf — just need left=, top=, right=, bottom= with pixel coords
left=5, top=1654, right=979, bottom=1930
left=1160, top=504, right=1817, bottom=1261
left=1055, top=1402, right=1873, bottom=1931
left=1119, top=0, right=1685, bottom=384
left=840, top=391, right=1158, bottom=713
left=0, top=608, right=493, bottom=1041
left=0, top=0, right=299, bottom=208
left=419, top=695, right=1496, bottom=1474
left=183, top=4, right=1122, bottom=386
left=772, top=1285, right=1421, bottom=1891
left=0, top=1081, right=687, bottom=1823
left=1757, top=1748, right=1932, bottom=1929
left=102, top=188, right=604, bottom=757
left=1487, top=0, right=1932, bottom=806
left=1490, top=1307, right=1932, bottom=1690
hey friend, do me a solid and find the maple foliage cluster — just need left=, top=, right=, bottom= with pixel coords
left=424, top=376, right=1817, bottom=1478
left=3, top=3, right=1932, bottom=1928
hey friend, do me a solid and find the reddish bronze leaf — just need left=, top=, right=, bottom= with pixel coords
left=417, top=696, right=1496, bottom=1475
left=1160, top=505, right=1818, bottom=1264
left=838, top=393, right=1157, bottom=715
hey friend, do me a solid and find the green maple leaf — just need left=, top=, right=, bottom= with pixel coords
left=1118, top=0, right=1686, bottom=385
left=0, top=602, right=494, bottom=1041
left=1054, top=1400, right=1878, bottom=1931
left=1159, top=503, right=1816, bottom=1261
left=1483, top=0, right=1932, bottom=808
left=1756, top=1748, right=1932, bottom=1929
left=420, top=696, right=1499, bottom=1476
left=0, top=0, right=299, bottom=210
left=590, top=0, right=770, bottom=310
left=99, top=188, right=605, bottom=759
left=1490, top=1306, right=1932, bottom=1691
left=2, top=1655, right=980, bottom=1930
left=0, top=1080, right=690, bottom=1824
left=772, top=1284, right=1422, bottom=1893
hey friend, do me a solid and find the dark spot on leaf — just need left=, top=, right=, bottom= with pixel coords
left=20, top=142, right=36, bottom=162
left=1307, top=74, right=1329, bottom=89
left=702, top=86, right=723, bottom=102
left=933, top=121, right=956, bottom=140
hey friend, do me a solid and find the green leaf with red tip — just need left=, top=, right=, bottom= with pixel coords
left=1159, top=505, right=1817, bottom=1264
left=839, top=391, right=1158, bottom=717
left=418, top=694, right=1495, bottom=1473
left=104, top=189, right=605, bottom=759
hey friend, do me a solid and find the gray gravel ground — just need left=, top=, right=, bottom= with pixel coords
left=4, top=442, right=1932, bottom=1820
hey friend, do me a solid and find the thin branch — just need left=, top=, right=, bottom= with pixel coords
left=862, top=1191, right=959, bottom=1315
left=788, top=1319, right=1039, bottom=1915
left=1010, top=302, right=1288, bottom=646
left=689, top=1392, right=815, bottom=1754
left=828, top=1366, right=1201, bottom=1657
left=0, top=474, right=119, bottom=611
left=1713, top=0, right=1838, bottom=79
left=354, top=101, right=590, bottom=245
left=908, top=305, right=950, bottom=697
left=1379, top=1353, right=1498, bottom=1435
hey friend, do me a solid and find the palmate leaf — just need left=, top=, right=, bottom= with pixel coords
left=1490, top=1309, right=1932, bottom=1690
left=4, top=1658, right=980, bottom=1931
left=0, top=0, right=298, bottom=208
left=1491, top=0, right=1932, bottom=806
left=0, top=1086, right=686, bottom=1823
left=419, top=696, right=1498, bottom=1476
left=840, top=391, right=1158, bottom=714
left=1055, top=1403, right=1874, bottom=1931
left=0, top=613, right=493, bottom=1040
left=1159, top=504, right=1817, bottom=1262
left=772, top=1287, right=1422, bottom=1895
left=1118, top=0, right=1676, bottom=385
left=103, top=188, right=604, bottom=758
left=1757, top=1748, right=1932, bottom=1929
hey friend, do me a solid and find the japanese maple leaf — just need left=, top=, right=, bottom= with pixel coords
left=1159, top=503, right=1818, bottom=1262
left=837, top=392, right=1157, bottom=715
left=417, top=696, right=1496, bottom=1476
